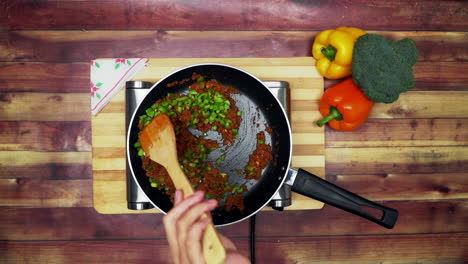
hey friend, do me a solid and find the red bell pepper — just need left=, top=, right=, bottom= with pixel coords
left=317, top=78, right=374, bottom=131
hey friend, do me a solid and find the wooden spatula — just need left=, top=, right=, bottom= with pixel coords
left=139, top=113, right=226, bottom=264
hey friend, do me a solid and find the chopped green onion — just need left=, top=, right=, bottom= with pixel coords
left=219, top=154, right=226, bottom=162
left=187, top=148, right=194, bottom=155
left=231, top=183, right=239, bottom=193
left=138, top=148, right=145, bottom=157
left=134, top=141, right=141, bottom=148
left=246, top=165, right=254, bottom=171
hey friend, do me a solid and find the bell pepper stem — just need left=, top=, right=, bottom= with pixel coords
left=317, top=106, right=343, bottom=127
left=321, top=45, right=337, bottom=61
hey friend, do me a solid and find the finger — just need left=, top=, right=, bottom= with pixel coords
left=164, top=190, right=199, bottom=264
left=174, top=189, right=184, bottom=205
left=167, top=191, right=205, bottom=222
left=186, top=217, right=211, bottom=264
left=168, top=191, right=205, bottom=264
left=218, top=234, right=237, bottom=251
left=166, top=191, right=205, bottom=245
left=225, top=252, right=251, bottom=264
left=164, top=213, right=182, bottom=264
left=175, top=199, right=217, bottom=261
left=176, top=199, right=218, bottom=236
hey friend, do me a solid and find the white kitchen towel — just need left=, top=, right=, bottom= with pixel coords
left=90, top=58, right=148, bottom=115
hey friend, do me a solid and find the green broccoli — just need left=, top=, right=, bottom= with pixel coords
left=352, top=34, right=419, bottom=103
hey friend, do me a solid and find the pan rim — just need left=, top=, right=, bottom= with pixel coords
left=126, top=62, right=293, bottom=226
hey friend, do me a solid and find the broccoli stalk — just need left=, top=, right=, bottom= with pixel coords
left=352, top=34, right=419, bottom=103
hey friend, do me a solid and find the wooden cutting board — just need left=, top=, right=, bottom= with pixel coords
left=92, top=57, right=325, bottom=214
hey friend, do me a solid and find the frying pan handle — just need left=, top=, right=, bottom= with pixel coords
left=291, top=169, right=398, bottom=229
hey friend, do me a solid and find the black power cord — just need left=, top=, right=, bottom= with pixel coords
left=249, top=214, right=256, bottom=264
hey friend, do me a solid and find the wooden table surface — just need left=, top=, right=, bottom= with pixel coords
left=1, top=1, right=467, bottom=263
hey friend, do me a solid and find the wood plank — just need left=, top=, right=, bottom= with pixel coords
left=0, top=179, right=92, bottom=207
left=0, top=207, right=249, bottom=240
left=0, top=151, right=90, bottom=167
left=0, top=150, right=91, bottom=178
left=295, top=91, right=468, bottom=119
left=2, top=61, right=467, bottom=93
left=256, top=199, right=468, bottom=237
left=0, top=62, right=89, bottom=92
left=1, top=31, right=466, bottom=62
left=252, top=233, right=468, bottom=263
left=413, top=61, right=468, bottom=91
left=371, top=91, right=468, bottom=119
left=0, top=240, right=174, bottom=264
left=0, top=121, right=91, bottom=152
left=0, top=164, right=92, bottom=180
left=327, top=173, right=468, bottom=201
left=1, top=233, right=467, bottom=263
left=325, top=119, right=468, bottom=148
left=0, top=93, right=90, bottom=121
left=294, top=91, right=468, bottom=119
left=326, top=146, right=468, bottom=175
left=1, top=0, right=466, bottom=31
left=1, top=200, right=466, bottom=240
left=292, top=91, right=468, bottom=119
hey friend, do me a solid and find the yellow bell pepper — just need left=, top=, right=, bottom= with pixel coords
left=312, top=27, right=367, bottom=79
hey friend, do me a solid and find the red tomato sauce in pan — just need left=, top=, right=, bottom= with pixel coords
left=135, top=73, right=272, bottom=212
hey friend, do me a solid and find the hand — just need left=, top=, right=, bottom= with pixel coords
left=163, top=190, right=250, bottom=264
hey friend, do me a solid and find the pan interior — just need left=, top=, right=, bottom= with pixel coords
left=128, top=64, right=291, bottom=225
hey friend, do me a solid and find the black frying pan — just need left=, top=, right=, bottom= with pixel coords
left=127, top=64, right=398, bottom=229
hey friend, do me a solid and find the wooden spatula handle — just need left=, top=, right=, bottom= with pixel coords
left=167, top=165, right=227, bottom=264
